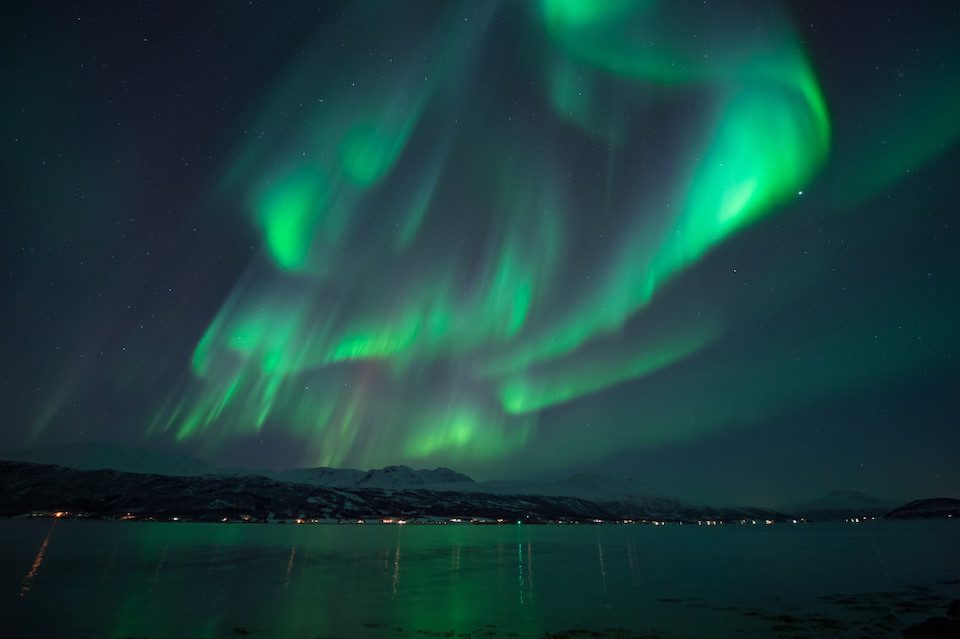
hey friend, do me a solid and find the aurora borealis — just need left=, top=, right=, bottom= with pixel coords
left=2, top=0, right=958, bottom=503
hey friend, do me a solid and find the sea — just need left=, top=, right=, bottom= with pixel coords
left=1, top=519, right=957, bottom=638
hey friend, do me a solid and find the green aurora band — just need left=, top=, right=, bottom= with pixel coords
left=151, top=0, right=833, bottom=470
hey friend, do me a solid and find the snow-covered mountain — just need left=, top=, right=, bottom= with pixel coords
left=547, top=472, right=657, bottom=501
left=269, top=465, right=474, bottom=490
left=265, top=467, right=662, bottom=500
left=779, top=490, right=899, bottom=520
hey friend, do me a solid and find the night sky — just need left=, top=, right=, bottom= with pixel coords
left=2, top=1, right=958, bottom=505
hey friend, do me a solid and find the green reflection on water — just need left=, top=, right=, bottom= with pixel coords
left=4, top=520, right=959, bottom=638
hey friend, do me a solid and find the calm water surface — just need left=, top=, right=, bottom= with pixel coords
left=1, top=519, right=957, bottom=638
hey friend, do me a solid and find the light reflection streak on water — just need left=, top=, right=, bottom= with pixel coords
left=392, top=527, right=402, bottom=596
left=517, top=529, right=524, bottom=605
left=497, top=541, right=504, bottom=583
left=202, top=543, right=220, bottom=599
left=451, top=543, right=461, bottom=581
left=102, top=544, right=118, bottom=576
left=526, top=541, right=533, bottom=603
left=598, top=542, right=608, bottom=599
left=148, top=545, right=168, bottom=597
left=626, top=541, right=639, bottom=587
left=19, top=524, right=55, bottom=598
left=284, top=546, right=297, bottom=588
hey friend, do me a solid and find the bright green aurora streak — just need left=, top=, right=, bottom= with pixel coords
left=152, top=1, right=832, bottom=471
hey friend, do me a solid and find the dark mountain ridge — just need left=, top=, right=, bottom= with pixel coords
left=0, top=460, right=781, bottom=524
left=2, top=444, right=951, bottom=522
left=778, top=490, right=900, bottom=520
left=885, top=498, right=960, bottom=520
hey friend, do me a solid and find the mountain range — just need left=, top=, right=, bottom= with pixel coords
left=1, top=442, right=953, bottom=522
left=0, top=442, right=668, bottom=502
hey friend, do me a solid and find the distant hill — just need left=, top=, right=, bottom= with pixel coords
left=480, top=473, right=658, bottom=501
left=0, top=441, right=218, bottom=477
left=779, top=490, right=899, bottom=520
left=885, top=498, right=960, bottom=520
